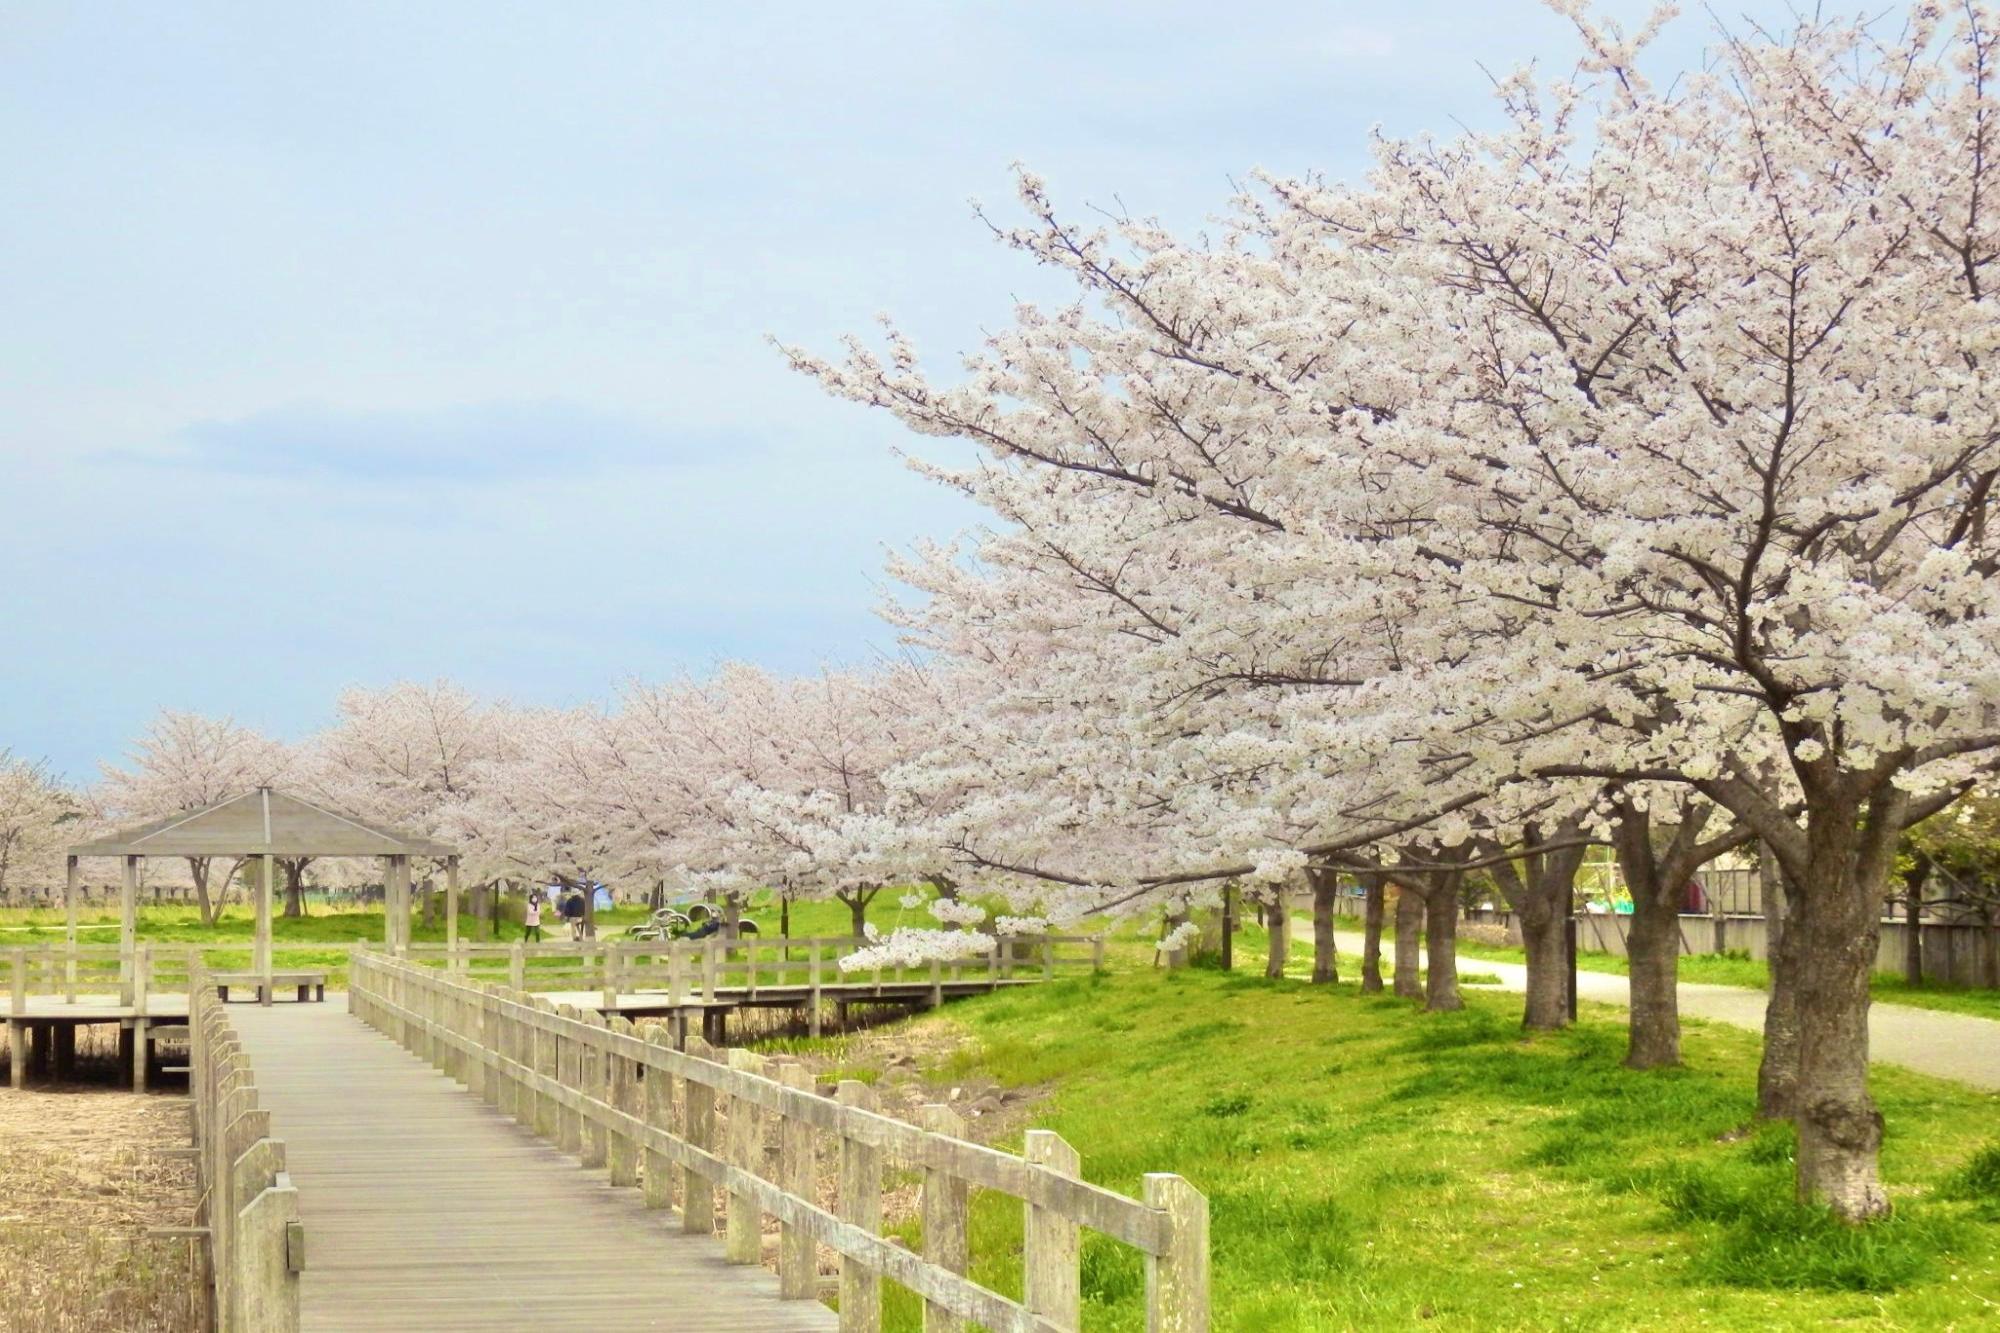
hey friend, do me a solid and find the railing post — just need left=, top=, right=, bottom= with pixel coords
left=681, top=1036, right=717, bottom=1234
left=1024, top=1129, right=1081, bottom=1328
left=1041, top=937, right=1054, bottom=982
left=132, top=944, right=153, bottom=1093
left=1144, top=1173, right=1210, bottom=1333
left=8, top=947, right=23, bottom=1016
left=724, top=1049, right=767, bottom=1264
left=608, top=1015, right=639, bottom=1187
left=808, top=946, right=823, bottom=1038
left=602, top=944, right=620, bottom=1010
left=702, top=939, right=719, bottom=999
left=511, top=990, right=533, bottom=1124
left=578, top=1010, right=609, bottom=1168
left=509, top=942, right=526, bottom=992
left=928, top=957, right=943, bottom=1009
left=1092, top=934, right=1107, bottom=973
left=469, top=985, right=491, bottom=1101
left=557, top=1004, right=583, bottom=1155
left=836, top=1080, right=881, bottom=1332
left=777, top=1062, right=816, bottom=1300
left=231, top=1140, right=301, bottom=1333
left=918, top=1104, right=970, bottom=1332
left=643, top=1024, right=676, bottom=1212
left=533, top=999, right=560, bottom=1141
left=667, top=946, right=688, bottom=1005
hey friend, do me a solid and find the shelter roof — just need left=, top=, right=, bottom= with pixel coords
left=70, top=787, right=456, bottom=859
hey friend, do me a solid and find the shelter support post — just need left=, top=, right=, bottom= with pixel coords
left=64, top=856, right=78, bottom=1001
left=445, top=856, right=461, bottom=972
left=120, top=855, right=140, bottom=1004
left=257, top=853, right=275, bottom=1004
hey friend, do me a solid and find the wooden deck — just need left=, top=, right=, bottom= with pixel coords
left=9, top=993, right=191, bottom=1021
left=231, top=998, right=838, bottom=1332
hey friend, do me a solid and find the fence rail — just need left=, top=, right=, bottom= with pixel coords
left=190, top=973, right=304, bottom=1333
left=349, top=950, right=1208, bottom=1332
left=390, top=934, right=1102, bottom=1038
left=3, top=942, right=197, bottom=1010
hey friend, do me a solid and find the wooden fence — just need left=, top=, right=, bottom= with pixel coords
left=190, top=973, right=304, bottom=1333
left=349, top=950, right=1208, bottom=1332
left=3, top=942, right=196, bottom=1009
left=393, top=933, right=1102, bottom=1030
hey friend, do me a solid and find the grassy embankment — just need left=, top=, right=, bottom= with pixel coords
left=763, top=960, right=2000, bottom=1331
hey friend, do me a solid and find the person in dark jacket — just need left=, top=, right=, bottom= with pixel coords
left=561, top=888, right=587, bottom=940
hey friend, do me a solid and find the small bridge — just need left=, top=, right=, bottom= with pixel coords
left=196, top=951, right=1210, bottom=1332
left=396, top=933, right=1104, bottom=1045
left=2, top=933, right=1098, bottom=1091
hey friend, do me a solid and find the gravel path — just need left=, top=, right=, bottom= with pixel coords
left=1311, top=926, right=2000, bottom=1091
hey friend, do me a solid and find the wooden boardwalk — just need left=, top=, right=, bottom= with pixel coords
left=232, top=998, right=838, bottom=1332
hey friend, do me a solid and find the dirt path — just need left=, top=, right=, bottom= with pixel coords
left=1297, top=924, right=2000, bottom=1092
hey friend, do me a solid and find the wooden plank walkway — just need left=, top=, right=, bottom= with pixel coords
left=232, top=998, right=839, bottom=1332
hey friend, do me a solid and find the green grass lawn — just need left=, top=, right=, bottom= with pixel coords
left=765, top=964, right=2000, bottom=1331
left=0, top=889, right=951, bottom=988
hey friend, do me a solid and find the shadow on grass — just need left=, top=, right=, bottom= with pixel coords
left=1376, top=1009, right=1981, bottom=1292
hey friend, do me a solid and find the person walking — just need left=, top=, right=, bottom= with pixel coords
left=523, top=890, right=544, bottom=943
left=562, top=888, right=586, bottom=941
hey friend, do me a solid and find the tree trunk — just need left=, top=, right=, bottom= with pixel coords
left=280, top=858, right=309, bottom=919
left=780, top=895, right=791, bottom=940
left=1611, top=808, right=1686, bottom=1069
left=1902, top=854, right=1929, bottom=984
left=580, top=884, right=596, bottom=939
left=1789, top=834, right=1890, bottom=1221
left=1265, top=895, right=1289, bottom=979
left=1488, top=831, right=1588, bottom=1030
left=1310, top=871, right=1338, bottom=984
left=1422, top=876, right=1463, bottom=1011
left=1360, top=876, right=1385, bottom=993
left=1759, top=852, right=1801, bottom=1120
left=1392, top=887, right=1423, bottom=998
left=722, top=893, right=742, bottom=941
left=843, top=892, right=868, bottom=941
left=1623, top=887, right=1682, bottom=1068
left=1220, top=885, right=1235, bottom=971
left=1519, top=904, right=1570, bottom=1031
left=189, top=857, right=218, bottom=926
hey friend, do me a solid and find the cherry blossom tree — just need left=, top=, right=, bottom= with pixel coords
left=305, top=680, right=507, bottom=922
left=0, top=751, right=75, bottom=902
left=98, top=711, right=290, bottom=924
left=793, top=1, right=2000, bottom=1222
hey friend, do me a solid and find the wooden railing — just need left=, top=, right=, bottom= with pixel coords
left=392, top=933, right=1103, bottom=1026
left=350, top=951, right=1208, bottom=1332
left=3, top=942, right=198, bottom=1010
left=190, top=971, right=304, bottom=1333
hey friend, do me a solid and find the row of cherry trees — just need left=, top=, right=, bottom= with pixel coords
left=778, top=2, right=2000, bottom=1223
left=5, top=1, right=1995, bottom=1225
left=23, top=667, right=964, bottom=932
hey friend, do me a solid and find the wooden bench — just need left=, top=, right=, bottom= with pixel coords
left=215, top=972, right=326, bottom=1004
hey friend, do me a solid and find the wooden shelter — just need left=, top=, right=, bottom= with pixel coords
left=68, top=787, right=458, bottom=1000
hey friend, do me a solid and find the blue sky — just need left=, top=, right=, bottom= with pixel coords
left=0, top=1, right=1793, bottom=779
